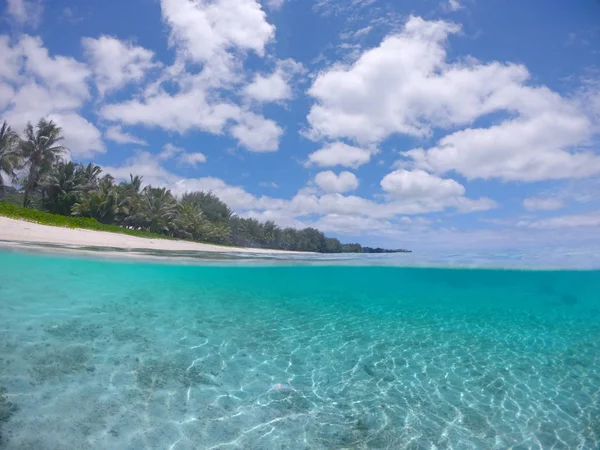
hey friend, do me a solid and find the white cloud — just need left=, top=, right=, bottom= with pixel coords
left=159, top=143, right=206, bottom=166
left=265, top=0, right=285, bottom=10
left=447, top=0, right=463, bottom=11
left=406, top=111, right=599, bottom=181
left=19, top=35, right=91, bottom=101
left=178, top=152, right=206, bottom=166
left=100, top=71, right=283, bottom=152
left=306, top=142, right=373, bottom=168
left=230, top=113, right=283, bottom=152
left=0, top=36, right=21, bottom=82
left=306, top=16, right=600, bottom=182
left=523, top=197, right=564, bottom=211
left=244, top=68, right=290, bottom=103
left=102, top=151, right=176, bottom=188
left=244, top=59, right=304, bottom=103
left=517, top=211, right=600, bottom=230
left=82, top=36, right=159, bottom=96
left=48, top=113, right=105, bottom=157
left=6, top=0, right=43, bottom=27
left=0, top=83, right=14, bottom=111
left=381, top=169, right=464, bottom=200
left=159, top=143, right=184, bottom=160
left=99, top=0, right=285, bottom=152
left=105, top=125, right=148, bottom=146
left=0, top=35, right=104, bottom=157
left=160, top=0, right=274, bottom=82
left=315, top=171, right=359, bottom=193
left=101, top=88, right=240, bottom=134
left=307, top=16, right=463, bottom=143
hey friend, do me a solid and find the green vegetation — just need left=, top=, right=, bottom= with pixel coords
left=0, top=202, right=174, bottom=240
left=0, top=118, right=410, bottom=253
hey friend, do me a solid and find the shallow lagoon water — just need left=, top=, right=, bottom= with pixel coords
left=1, top=249, right=600, bottom=449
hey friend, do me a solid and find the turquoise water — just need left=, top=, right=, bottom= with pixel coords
left=1, top=251, right=599, bottom=449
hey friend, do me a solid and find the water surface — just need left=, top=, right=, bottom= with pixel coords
left=1, top=250, right=599, bottom=449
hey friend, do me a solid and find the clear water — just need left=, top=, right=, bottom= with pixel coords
left=1, top=250, right=599, bottom=449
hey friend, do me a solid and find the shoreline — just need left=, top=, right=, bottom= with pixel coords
left=0, top=217, right=315, bottom=256
left=1, top=218, right=599, bottom=271
left=2, top=240, right=599, bottom=272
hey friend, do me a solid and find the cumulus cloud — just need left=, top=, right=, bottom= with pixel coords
left=47, top=113, right=104, bottom=157
left=244, top=59, right=304, bottom=103
left=100, top=75, right=283, bottom=152
left=307, top=16, right=600, bottom=182
left=19, top=35, right=91, bottom=100
left=5, top=0, right=43, bottom=27
left=230, top=113, right=283, bottom=152
left=0, top=35, right=104, bottom=157
left=245, top=69, right=291, bottom=103
left=159, top=143, right=184, bottom=160
left=82, top=36, right=159, bottom=96
left=100, top=0, right=284, bottom=152
left=159, top=143, right=206, bottom=166
left=315, top=171, right=359, bottom=193
left=178, top=152, right=207, bottom=166
left=161, top=0, right=274, bottom=82
left=381, top=169, right=464, bottom=200
left=406, top=111, right=599, bottom=181
left=101, top=88, right=239, bottom=134
left=105, top=125, right=148, bottom=146
left=306, top=142, right=373, bottom=168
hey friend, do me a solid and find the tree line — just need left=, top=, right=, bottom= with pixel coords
left=0, top=118, right=410, bottom=253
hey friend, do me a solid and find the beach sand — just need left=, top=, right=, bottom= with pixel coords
left=0, top=217, right=311, bottom=256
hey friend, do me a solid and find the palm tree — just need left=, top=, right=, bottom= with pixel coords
left=0, top=121, right=21, bottom=197
left=40, top=161, right=81, bottom=215
left=20, top=119, right=65, bottom=207
left=130, top=186, right=178, bottom=235
left=121, top=174, right=143, bottom=194
left=117, top=174, right=143, bottom=224
left=172, top=203, right=205, bottom=240
left=72, top=176, right=119, bottom=223
left=76, top=163, right=102, bottom=192
left=180, top=191, right=232, bottom=223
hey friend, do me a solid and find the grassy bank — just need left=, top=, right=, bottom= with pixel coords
left=0, top=202, right=175, bottom=241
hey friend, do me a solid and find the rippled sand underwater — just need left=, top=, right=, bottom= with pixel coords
left=0, top=251, right=599, bottom=449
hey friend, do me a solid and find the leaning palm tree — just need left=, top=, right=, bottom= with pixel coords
left=0, top=121, right=22, bottom=197
left=20, top=119, right=65, bottom=207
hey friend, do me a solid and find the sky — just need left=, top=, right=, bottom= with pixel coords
left=0, top=0, right=599, bottom=252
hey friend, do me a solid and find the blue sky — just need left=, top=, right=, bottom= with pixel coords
left=1, top=0, right=599, bottom=251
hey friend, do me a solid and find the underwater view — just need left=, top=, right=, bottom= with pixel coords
left=1, top=250, right=599, bottom=449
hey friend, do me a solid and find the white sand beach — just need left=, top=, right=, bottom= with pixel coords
left=0, top=217, right=311, bottom=255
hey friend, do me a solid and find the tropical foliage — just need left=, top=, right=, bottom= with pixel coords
left=0, top=121, right=20, bottom=195
left=0, top=118, right=409, bottom=253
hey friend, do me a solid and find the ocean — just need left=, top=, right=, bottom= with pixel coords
left=0, top=249, right=599, bottom=449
